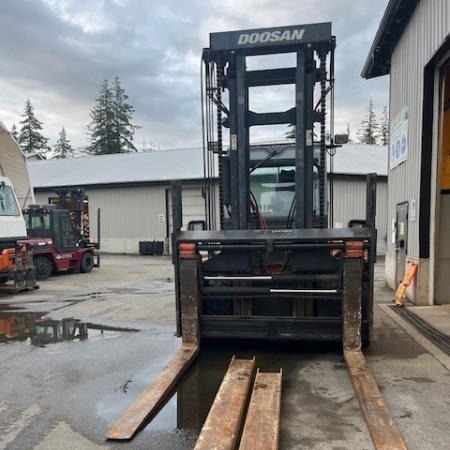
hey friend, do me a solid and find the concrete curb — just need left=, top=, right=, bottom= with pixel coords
left=379, top=303, right=450, bottom=371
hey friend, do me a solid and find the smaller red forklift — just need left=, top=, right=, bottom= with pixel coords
left=21, top=189, right=99, bottom=280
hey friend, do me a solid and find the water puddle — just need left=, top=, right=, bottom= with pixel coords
left=99, top=340, right=339, bottom=448
left=0, top=309, right=138, bottom=346
left=97, top=349, right=223, bottom=449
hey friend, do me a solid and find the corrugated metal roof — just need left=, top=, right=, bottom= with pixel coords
left=28, top=143, right=387, bottom=189
left=247, top=142, right=388, bottom=176
left=28, top=148, right=205, bottom=188
left=331, top=143, right=387, bottom=176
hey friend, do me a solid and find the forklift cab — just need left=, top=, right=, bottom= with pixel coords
left=24, top=206, right=80, bottom=251
left=245, top=144, right=325, bottom=229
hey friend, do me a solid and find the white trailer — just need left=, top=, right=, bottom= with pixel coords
left=0, top=122, right=36, bottom=290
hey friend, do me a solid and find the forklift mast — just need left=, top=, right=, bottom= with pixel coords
left=201, top=23, right=334, bottom=231
left=55, top=188, right=86, bottom=235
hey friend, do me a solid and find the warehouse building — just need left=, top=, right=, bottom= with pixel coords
left=27, top=143, right=388, bottom=255
left=362, top=0, right=449, bottom=305
left=28, top=148, right=207, bottom=254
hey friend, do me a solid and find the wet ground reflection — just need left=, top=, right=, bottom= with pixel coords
left=0, top=309, right=138, bottom=346
left=100, top=339, right=341, bottom=447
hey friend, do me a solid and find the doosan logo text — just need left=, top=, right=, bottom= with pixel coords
left=237, top=29, right=305, bottom=45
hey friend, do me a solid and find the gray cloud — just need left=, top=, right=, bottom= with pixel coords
left=0, top=0, right=389, bottom=150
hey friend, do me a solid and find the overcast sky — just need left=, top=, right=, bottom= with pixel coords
left=0, top=0, right=389, bottom=151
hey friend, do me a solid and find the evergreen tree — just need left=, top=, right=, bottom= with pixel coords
left=87, top=79, right=115, bottom=155
left=53, top=127, right=75, bottom=158
left=87, top=77, right=137, bottom=154
left=112, top=76, right=137, bottom=152
left=285, top=124, right=295, bottom=139
left=10, top=124, right=18, bottom=141
left=379, top=105, right=389, bottom=146
left=357, top=99, right=379, bottom=145
left=18, top=99, right=50, bottom=154
left=346, top=123, right=352, bottom=142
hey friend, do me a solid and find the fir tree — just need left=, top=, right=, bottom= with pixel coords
left=346, top=123, right=352, bottom=142
left=53, top=127, right=75, bottom=158
left=10, top=124, right=19, bottom=141
left=357, top=99, right=379, bottom=145
left=18, top=99, right=50, bottom=154
left=285, top=124, right=295, bottom=139
left=87, top=79, right=114, bottom=155
left=379, top=105, right=389, bottom=146
left=87, top=77, right=137, bottom=155
left=112, top=76, right=137, bottom=152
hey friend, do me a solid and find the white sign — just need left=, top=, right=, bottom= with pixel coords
left=410, top=199, right=416, bottom=222
left=158, top=214, right=165, bottom=225
left=230, top=134, right=237, bottom=151
left=390, top=106, right=408, bottom=170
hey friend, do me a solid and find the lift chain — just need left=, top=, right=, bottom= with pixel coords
left=319, top=50, right=327, bottom=227
left=216, top=62, right=225, bottom=229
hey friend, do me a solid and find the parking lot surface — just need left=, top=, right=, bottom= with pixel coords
left=0, top=255, right=449, bottom=450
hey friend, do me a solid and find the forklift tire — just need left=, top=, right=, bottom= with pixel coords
left=34, top=256, right=53, bottom=280
left=80, top=252, right=94, bottom=273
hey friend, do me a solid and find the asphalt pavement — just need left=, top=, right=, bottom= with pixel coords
left=0, top=255, right=449, bottom=450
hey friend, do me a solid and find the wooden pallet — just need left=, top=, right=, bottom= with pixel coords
left=194, top=357, right=256, bottom=450
left=238, top=369, right=282, bottom=450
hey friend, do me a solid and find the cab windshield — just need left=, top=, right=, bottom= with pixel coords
left=23, top=213, right=51, bottom=231
left=250, top=164, right=321, bottom=220
left=250, top=166, right=295, bottom=217
left=0, top=185, right=20, bottom=216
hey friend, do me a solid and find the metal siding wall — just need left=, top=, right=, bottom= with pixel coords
left=332, top=178, right=366, bottom=227
left=35, top=183, right=207, bottom=254
left=88, top=186, right=167, bottom=237
left=34, top=192, right=50, bottom=204
left=377, top=180, right=388, bottom=255
left=388, top=0, right=450, bottom=259
left=181, top=186, right=206, bottom=224
left=331, top=177, right=387, bottom=255
left=91, top=186, right=168, bottom=253
left=35, top=187, right=167, bottom=253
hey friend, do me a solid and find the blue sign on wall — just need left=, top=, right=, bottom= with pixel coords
left=390, top=106, right=408, bottom=170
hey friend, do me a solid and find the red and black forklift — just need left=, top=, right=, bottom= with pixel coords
left=21, top=188, right=100, bottom=280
